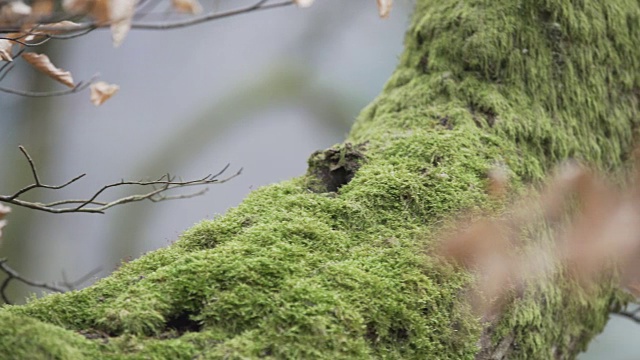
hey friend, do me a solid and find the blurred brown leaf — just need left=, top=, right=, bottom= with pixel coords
left=293, top=0, right=314, bottom=8
left=62, top=0, right=91, bottom=15
left=172, top=0, right=202, bottom=15
left=0, top=39, right=14, bottom=61
left=487, top=165, right=509, bottom=198
left=109, top=0, right=137, bottom=47
left=17, top=21, right=83, bottom=44
left=0, top=204, right=11, bottom=244
left=377, top=0, right=392, bottom=18
left=31, top=0, right=54, bottom=17
left=68, top=0, right=135, bottom=46
left=22, top=52, right=75, bottom=88
left=0, top=1, right=32, bottom=26
left=37, top=20, right=83, bottom=34
left=90, top=81, right=119, bottom=106
left=438, top=162, right=640, bottom=318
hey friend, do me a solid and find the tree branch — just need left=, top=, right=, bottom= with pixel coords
left=0, top=0, right=294, bottom=33
left=613, top=304, right=640, bottom=324
left=0, top=73, right=97, bottom=97
left=0, top=258, right=102, bottom=304
left=0, top=0, right=296, bottom=99
left=0, top=146, right=241, bottom=214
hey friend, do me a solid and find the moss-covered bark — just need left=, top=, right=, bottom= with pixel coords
left=2, top=0, right=639, bottom=358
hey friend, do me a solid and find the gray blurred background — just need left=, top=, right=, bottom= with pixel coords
left=0, top=0, right=636, bottom=357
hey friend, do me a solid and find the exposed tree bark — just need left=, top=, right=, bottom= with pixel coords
left=1, top=0, right=639, bottom=358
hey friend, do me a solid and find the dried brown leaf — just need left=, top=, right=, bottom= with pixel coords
left=172, top=0, right=202, bottom=15
left=17, top=21, right=83, bottom=45
left=22, top=52, right=75, bottom=88
left=67, top=0, right=134, bottom=45
left=376, top=0, right=392, bottom=18
left=438, top=220, right=510, bottom=268
left=37, top=20, right=83, bottom=34
left=0, top=204, right=10, bottom=242
left=31, top=0, right=54, bottom=17
left=0, top=1, right=32, bottom=26
left=90, top=81, right=119, bottom=106
left=62, top=0, right=91, bottom=15
left=627, top=283, right=640, bottom=298
left=293, top=0, right=314, bottom=8
left=487, top=165, right=509, bottom=198
left=0, top=204, right=10, bottom=219
left=88, top=0, right=112, bottom=24
left=109, top=0, right=137, bottom=47
left=438, top=156, right=640, bottom=318
left=0, top=39, right=13, bottom=61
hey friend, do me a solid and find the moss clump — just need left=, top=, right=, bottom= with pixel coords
left=0, top=312, right=100, bottom=359
left=2, top=0, right=639, bottom=358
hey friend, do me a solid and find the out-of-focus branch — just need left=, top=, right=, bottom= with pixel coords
left=0, top=0, right=294, bottom=33
left=0, top=0, right=296, bottom=100
left=0, top=258, right=102, bottom=304
left=0, top=66, right=97, bottom=97
left=123, top=0, right=292, bottom=30
left=0, top=145, right=241, bottom=214
left=613, top=304, right=640, bottom=324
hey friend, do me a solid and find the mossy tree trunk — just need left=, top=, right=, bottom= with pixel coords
left=1, top=0, right=639, bottom=358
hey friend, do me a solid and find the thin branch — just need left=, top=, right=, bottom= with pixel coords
left=0, top=258, right=64, bottom=303
left=0, top=74, right=98, bottom=97
left=20, top=144, right=43, bottom=186
left=0, top=62, right=15, bottom=83
left=47, top=27, right=96, bottom=40
left=60, top=267, right=103, bottom=291
left=0, top=146, right=241, bottom=214
left=0, top=35, right=51, bottom=47
left=0, top=1, right=295, bottom=98
left=612, top=304, right=640, bottom=324
left=0, top=0, right=294, bottom=33
left=0, top=258, right=101, bottom=304
left=0, top=48, right=24, bottom=83
left=7, top=146, right=87, bottom=200
left=119, top=1, right=293, bottom=30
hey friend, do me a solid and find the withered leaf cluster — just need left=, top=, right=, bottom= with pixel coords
left=0, top=0, right=394, bottom=105
left=438, top=163, right=640, bottom=318
left=0, top=0, right=133, bottom=104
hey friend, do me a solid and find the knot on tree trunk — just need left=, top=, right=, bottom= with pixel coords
left=306, top=142, right=367, bottom=193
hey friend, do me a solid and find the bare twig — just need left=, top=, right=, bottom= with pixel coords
left=0, top=1, right=296, bottom=98
left=0, top=146, right=241, bottom=214
left=60, top=267, right=103, bottom=291
left=0, top=35, right=51, bottom=47
left=125, top=0, right=290, bottom=31
left=0, top=258, right=102, bottom=304
left=613, top=305, right=640, bottom=324
left=0, top=0, right=294, bottom=33
left=0, top=71, right=98, bottom=97
left=0, top=48, right=25, bottom=83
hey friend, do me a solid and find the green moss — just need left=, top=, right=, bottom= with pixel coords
left=2, top=0, right=639, bottom=358
left=347, top=0, right=639, bottom=356
left=0, top=312, right=100, bottom=359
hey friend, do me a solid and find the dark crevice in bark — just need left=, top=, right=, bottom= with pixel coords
left=165, top=312, right=202, bottom=335
left=306, top=142, right=367, bottom=193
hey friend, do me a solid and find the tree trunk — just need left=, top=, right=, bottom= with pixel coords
left=1, top=0, right=638, bottom=358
